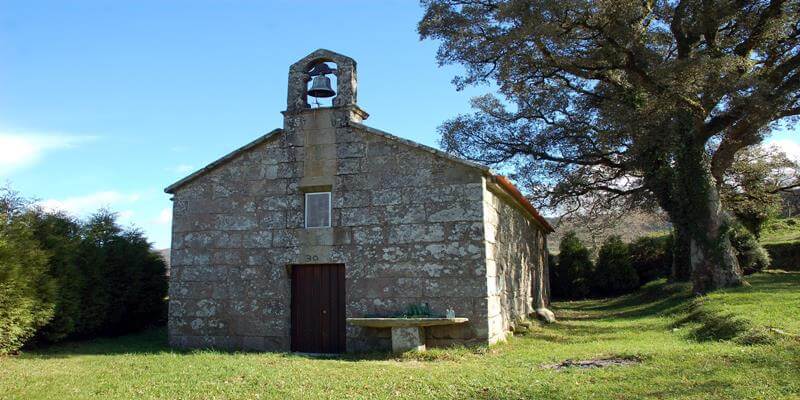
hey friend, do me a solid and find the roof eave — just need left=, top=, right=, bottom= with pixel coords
left=488, top=175, right=555, bottom=233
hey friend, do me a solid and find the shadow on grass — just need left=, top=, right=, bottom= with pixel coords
left=21, top=328, right=460, bottom=362
left=721, top=272, right=800, bottom=295
left=21, top=327, right=173, bottom=358
left=553, top=279, right=694, bottom=321
left=22, top=273, right=797, bottom=359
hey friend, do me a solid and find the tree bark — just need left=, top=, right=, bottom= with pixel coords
left=672, top=145, right=744, bottom=294
left=687, top=183, right=744, bottom=294
left=670, top=224, right=692, bottom=282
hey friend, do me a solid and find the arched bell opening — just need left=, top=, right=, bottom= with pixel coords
left=287, top=49, right=357, bottom=113
left=305, top=61, right=338, bottom=108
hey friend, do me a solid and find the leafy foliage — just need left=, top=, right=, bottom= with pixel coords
left=763, top=241, right=800, bottom=270
left=397, top=303, right=438, bottom=318
left=0, top=188, right=167, bottom=352
left=28, top=210, right=83, bottom=343
left=550, top=231, right=593, bottom=299
left=71, top=211, right=168, bottom=338
left=721, top=146, right=800, bottom=237
left=629, top=235, right=673, bottom=284
left=592, top=236, right=640, bottom=297
left=729, top=224, right=772, bottom=275
left=0, top=190, right=56, bottom=354
left=419, top=0, right=800, bottom=293
left=761, top=217, right=800, bottom=244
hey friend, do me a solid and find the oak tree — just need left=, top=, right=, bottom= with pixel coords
left=420, top=0, right=800, bottom=293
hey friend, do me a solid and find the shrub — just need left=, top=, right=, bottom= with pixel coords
left=592, top=236, right=640, bottom=297
left=729, top=224, right=771, bottom=275
left=29, top=210, right=84, bottom=343
left=0, top=193, right=56, bottom=354
left=629, top=235, right=672, bottom=284
left=73, top=210, right=168, bottom=338
left=550, top=232, right=593, bottom=300
left=763, top=242, right=800, bottom=271
left=2, top=188, right=167, bottom=351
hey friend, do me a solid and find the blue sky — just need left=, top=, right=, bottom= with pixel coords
left=1, top=1, right=797, bottom=249
left=0, top=0, right=490, bottom=248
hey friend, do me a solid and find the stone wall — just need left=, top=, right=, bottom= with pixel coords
left=482, top=185, right=549, bottom=343
left=168, top=107, right=492, bottom=352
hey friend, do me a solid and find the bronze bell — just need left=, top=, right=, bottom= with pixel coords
left=308, top=75, right=336, bottom=98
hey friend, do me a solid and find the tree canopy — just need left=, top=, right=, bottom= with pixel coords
left=420, top=0, right=800, bottom=293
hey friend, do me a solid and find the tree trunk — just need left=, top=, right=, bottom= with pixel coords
left=672, top=145, right=744, bottom=294
left=687, top=185, right=743, bottom=294
left=670, top=224, right=692, bottom=282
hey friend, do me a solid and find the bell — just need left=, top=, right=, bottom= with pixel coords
left=307, top=75, right=336, bottom=98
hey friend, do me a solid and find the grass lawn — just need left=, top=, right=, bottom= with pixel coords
left=761, top=217, right=800, bottom=245
left=1, top=273, right=798, bottom=400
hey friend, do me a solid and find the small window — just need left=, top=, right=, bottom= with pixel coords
left=305, top=192, right=331, bottom=228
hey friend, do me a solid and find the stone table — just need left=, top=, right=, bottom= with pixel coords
left=347, top=317, right=469, bottom=353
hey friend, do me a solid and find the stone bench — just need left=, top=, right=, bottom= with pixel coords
left=347, top=317, right=469, bottom=353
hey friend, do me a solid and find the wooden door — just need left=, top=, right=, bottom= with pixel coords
left=290, top=264, right=346, bottom=353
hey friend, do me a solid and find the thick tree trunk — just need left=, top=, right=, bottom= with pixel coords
left=648, top=127, right=744, bottom=294
left=670, top=224, right=692, bottom=282
left=673, top=146, right=744, bottom=294
left=687, top=193, right=743, bottom=294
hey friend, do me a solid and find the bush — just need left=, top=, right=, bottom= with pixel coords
left=29, top=210, right=84, bottom=343
left=763, top=242, right=800, bottom=271
left=629, top=235, right=672, bottom=284
left=72, top=210, right=168, bottom=338
left=550, top=232, right=593, bottom=300
left=592, top=236, right=640, bottom=297
left=729, top=224, right=771, bottom=275
left=0, top=193, right=56, bottom=354
left=1, top=188, right=167, bottom=351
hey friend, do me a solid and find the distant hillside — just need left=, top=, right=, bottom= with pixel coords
left=547, top=211, right=671, bottom=254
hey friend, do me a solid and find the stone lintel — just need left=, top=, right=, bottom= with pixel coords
left=298, top=178, right=333, bottom=192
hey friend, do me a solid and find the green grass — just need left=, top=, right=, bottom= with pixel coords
left=2, top=273, right=799, bottom=399
left=761, top=217, right=800, bottom=245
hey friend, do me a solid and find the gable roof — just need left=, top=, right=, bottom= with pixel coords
left=163, top=121, right=554, bottom=233
left=349, top=122, right=553, bottom=233
left=349, top=122, right=491, bottom=173
left=164, top=128, right=282, bottom=194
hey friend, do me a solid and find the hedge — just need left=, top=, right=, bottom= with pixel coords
left=0, top=212, right=56, bottom=355
left=1, top=188, right=167, bottom=353
left=763, top=242, right=800, bottom=271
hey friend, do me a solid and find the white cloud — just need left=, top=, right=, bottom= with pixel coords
left=0, top=133, right=93, bottom=175
left=118, top=210, right=135, bottom=221
left=169, top=164, right=195, bottom=174
left=766, top=139, right=800, bottom=163
left=37, top=191, right=142, bottom=217
left=155, top=207, right=172, bottom=225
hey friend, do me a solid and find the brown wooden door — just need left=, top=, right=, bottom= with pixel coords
left=290, top=264, right=346, bottom=353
